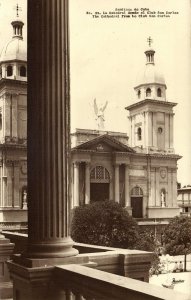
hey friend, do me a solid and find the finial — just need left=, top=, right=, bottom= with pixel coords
left=147, top=36, right=153, bottom=47
left=14, top=3, right=22, bottom=18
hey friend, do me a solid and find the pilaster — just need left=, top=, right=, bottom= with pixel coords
left=114, top=163, right=120, bottom=203
left=164, top=113, right=170, bottom=149
left=124, top=164, right=130, bottom=207
left=85, top=162, right=90, bottom=205
left=11, top=93, right=18, bottom=139
left=155, top=168, right=160, bottom=206
left=169, top=113, right=174, bottom=149
left=4, top=93, right=11, bottom=138
left=167, top=168, right=173, bottom=207
left=73, top=162, right=80, bottom=207
left=152, top=112, right=157, bottom=148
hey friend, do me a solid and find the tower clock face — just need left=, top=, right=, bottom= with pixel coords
left=160, top=168, right=166, bottom=179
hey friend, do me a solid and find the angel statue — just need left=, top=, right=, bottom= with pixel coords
left=94, top=98, right=108, bottom=130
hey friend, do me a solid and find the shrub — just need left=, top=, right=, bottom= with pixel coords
left=71, top=200, right=139, bottom=249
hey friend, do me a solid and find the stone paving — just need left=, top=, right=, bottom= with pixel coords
left=150, top=272, right=191, bottom=296
left=149, top=255, right=191, bottom=297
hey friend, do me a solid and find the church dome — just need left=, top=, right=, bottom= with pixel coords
left=0, top=38, right=27, bottom=62
left=135, top=63, right=166, bottom=87
left=0, top=18, right=26, bottom=63
left=134, top=39, right=167, bottom=101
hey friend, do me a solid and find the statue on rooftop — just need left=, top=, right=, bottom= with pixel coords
left=94, top=98, right=108, bottom=130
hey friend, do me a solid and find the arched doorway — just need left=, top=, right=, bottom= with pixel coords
left=90, top=166, right=110, bottom=202
left=131, top=186, right=143, bottom=218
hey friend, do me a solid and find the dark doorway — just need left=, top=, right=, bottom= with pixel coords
left=90, top=183, right=109, bottom=202
left=131, top=197, right=143, bottom=218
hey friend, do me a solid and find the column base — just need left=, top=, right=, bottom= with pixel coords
left=25, top=237, right=79, bottom=259
left=11, top=252, right=90, bottom=268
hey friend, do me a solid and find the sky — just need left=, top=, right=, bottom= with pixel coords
left=0, top=0, right=190, bottom=186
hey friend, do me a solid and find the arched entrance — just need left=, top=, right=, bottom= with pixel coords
left=90, top=166, right=110, bottom=202
left=131, top=186, right=143, bottom=218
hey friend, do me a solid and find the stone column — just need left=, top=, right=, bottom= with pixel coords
left=73, top=162, right=80, bottom=207
left=85, top=162, right=90, bottom=205
left=124, top=164, right=130, bottom=207
left=27, top=0, right=78, bottom=258
left=114, top=164, right=120, bottom=203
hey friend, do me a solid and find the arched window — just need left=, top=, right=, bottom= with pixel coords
left=7, top=65, right=13, bottom=77
left=20, top=65, right=26, bottom=77
left=90, top=166, right=110, bottom=183
left=131, top=186, right=143, bottom=196
left=157, top=88, right=162, bottom=97
left=137, top=127, right=142, bottom=141
left=138, top=90, right=141, bottom=99
left=160, top=189, right=166, bottom=207
left=146, top=88, right=151, bottom=98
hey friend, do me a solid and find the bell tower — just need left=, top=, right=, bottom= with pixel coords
left=0, top=4, right=27, bottom=229
left=126, top=38, right=176, bottom=154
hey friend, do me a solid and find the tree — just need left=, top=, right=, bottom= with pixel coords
left=71, top=200, right=139, bottom=249
left=162, top=216, right=191, bottom=271
left=135, top=230, right=161, bottom=276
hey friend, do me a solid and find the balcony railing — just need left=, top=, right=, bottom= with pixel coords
left=3, top=231, right=189, bottom=300
left=54, top=264, right=188, bottom=300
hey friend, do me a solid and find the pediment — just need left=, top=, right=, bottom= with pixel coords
left=72, top=134, right=135, bottom=153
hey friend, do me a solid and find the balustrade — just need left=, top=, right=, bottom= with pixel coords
left=54, top=265, right=188, bottom=300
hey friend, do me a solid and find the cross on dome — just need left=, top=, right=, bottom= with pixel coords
left=14, top=3, right=22, bottom=18
left=147, top=36, right=153, bottom=47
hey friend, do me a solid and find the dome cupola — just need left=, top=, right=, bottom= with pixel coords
left=0, top=4, right=27, bottom=81
left=134, top=37, right=166, bottom=101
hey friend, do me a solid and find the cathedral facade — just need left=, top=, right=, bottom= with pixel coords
left=0, top=16, right=27, bottom=229
left=71, top=45, right=181, bottom=227
left=0, top=13, right=181, bottom=231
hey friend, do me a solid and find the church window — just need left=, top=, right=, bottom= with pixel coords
left=0, top=67, right=2, bottom=78
left=131, top=186, right=143, bottom=196
left=137, top=127, right=142, bottom=140
left=7, top=65, right=13, bottom=77
left=90, top=166, right=110, bottom=182
left=20, top=65, right=27, bottom=77
left=160, top=189, right=166, bottom=207
left=157, top=88, right=162, bottom=97
left=138, top=90, right=141, bottom=99
left=146, top=88, right=151, bottom=97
